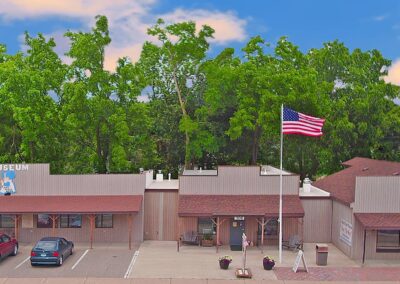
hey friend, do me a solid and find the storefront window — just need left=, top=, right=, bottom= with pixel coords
left=60, top=215, right=82, bottom=228
left=0, top=215, right=14, bottom=228
left=37, top=214, right=54, bottom=228
left=95, top=214, right=113, bottom=228
left=377, top=230, right=400, bottom=252
left=258, top=218, right=278, bottom=236
left=198, top=217, right=216, bottom=235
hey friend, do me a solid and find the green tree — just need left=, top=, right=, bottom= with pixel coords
left=0, top=34, right=66, bottom=172
left=141, top=19, right=215, bottom=169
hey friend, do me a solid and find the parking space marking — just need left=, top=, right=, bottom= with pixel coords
left=14, top=256, right=30, bottom=269
left=71, top=249, right=89, bottom=270
left=124, top=250, right=139, bottom=278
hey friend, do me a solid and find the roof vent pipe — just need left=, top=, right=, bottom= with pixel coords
left=156, top=170, right=163, bottom=182
left=303, top=178, right=311, bottom=193
left=168, top=173, right=171, bottom=180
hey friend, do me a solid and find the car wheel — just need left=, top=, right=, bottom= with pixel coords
left=31, top=262, right=37, bottom=267
left=70, top=247, right=73, bottom=255
left=58, top=256, right=63, bottom=266
left=11, top=245, right=18, bottom=256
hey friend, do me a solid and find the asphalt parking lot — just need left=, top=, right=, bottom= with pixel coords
left=0, top=243, right=139, bottom=278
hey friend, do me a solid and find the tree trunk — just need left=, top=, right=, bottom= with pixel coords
left=184, top=130, right=190, bottom=170
left=172, top=69, right=190, bottom=169
left=29, top=141, right=34, bottom=163
left=251, top=125, right=261, bottom=165
left=96, top=124, right=107, bottom=174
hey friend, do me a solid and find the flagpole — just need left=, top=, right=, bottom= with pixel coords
left=279, top=104, right=283, bottom=264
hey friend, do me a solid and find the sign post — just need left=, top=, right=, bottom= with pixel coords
left=292, top=250, right=308, bottom=273
left=235, top=233, right=252, bottom=278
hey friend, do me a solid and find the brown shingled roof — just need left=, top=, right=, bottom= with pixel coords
left=0, top=195, right=142, bottom=214
left=178, top=195, right=304, bottom=217
left=313, top=157, right=400, bottom=205
left=355, top=213, right=400, bottom=230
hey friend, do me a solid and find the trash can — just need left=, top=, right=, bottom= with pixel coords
left=316, top=243, right=328, bottom=266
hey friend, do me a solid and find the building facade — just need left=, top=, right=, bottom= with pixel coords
left=1, top=158, right=399, bottom=263
left=313, top=157, right=400, bottom=262
left=0, top=164, right=145, bottom=248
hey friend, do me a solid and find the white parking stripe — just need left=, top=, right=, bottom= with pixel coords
left=71, top=249, right=89, bottom=270
left=14, top=256, right=30, bottom=269
left=124, top=250, right=139, bottom=279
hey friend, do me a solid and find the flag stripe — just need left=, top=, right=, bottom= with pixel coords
left=282, top=107, right=325, bottom=136
left=282, top=122, right=321, bottom=132
left=283, top=130, right=323, bottom=137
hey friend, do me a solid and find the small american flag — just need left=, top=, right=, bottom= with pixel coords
left=282, top=107, right=325, bottom=137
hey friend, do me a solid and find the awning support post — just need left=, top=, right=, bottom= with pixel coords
left=261, top=217, right=265, bottom=250
left=50, top=214, right=58, bottom=237
left=256, top=217, right=269, bottom=254
left=211, top=217, right=228, bottom=253
left=127, top=213, right=133, bottom=250
left=88, top=214, right=95, bottom=249
left=13, top=215, right=21, bottom=241
left=216, top=217, right=220, bottom=253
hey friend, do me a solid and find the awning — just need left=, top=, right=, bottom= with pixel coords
left=178, top=195, right=304, bottom=217
left=0, top=195, right=142, bottom=214
left=355, top=213, right=400, bottom=230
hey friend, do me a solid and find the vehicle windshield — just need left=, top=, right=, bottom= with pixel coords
left=35, top=241, right=57, bottom=251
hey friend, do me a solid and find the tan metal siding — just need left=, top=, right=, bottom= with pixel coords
left=179, top=217, right=197, bottom=238
left=331, top=200, right=353, bottom=257
left=283, top=217, right=298, bottom=241
left=351, top=218, right=365, bottom=260
left=144, top=192, right=161, bottom=240
left=301, top=199, right=332, bottom=242
left=219, top=219, right=230, bottom=245
left=364, top=230, right=400, bottom=260
left=15, top=213, right=141, bottom=244
left=162, top=192, right=178, bottom=241
left=8, top=164, right=146, bottom=196
left=144, top=191, right=178, bottom=241
left=180, top=167, right=299, bottom=195
left=245, top=218, right=258, bottom=245
left=354, top=176, right=400, bottom=213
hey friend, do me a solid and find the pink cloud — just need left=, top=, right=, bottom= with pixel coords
left=160, top=9, right=247, bottom=44
left=2, top=1, right=248, bottom=71
left=384, top=59, right=400, bottom=86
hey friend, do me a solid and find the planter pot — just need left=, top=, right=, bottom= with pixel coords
left=263, top=262, right=274, bottom=270
left=202, top=239, right=214, bottom=247
left=219, top=261, right=230, bottom=270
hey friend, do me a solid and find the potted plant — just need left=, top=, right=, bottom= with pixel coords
left=201, top=234, right=214, bottom=247
left=263, top=256, right=275, bottom=270
left=219, top=255, right=232, bottom=269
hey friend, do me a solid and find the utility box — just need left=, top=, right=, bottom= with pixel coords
left=316, top=243, right=328, bottom=266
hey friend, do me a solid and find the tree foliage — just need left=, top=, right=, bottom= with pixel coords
left=0, top=15, right=398, bottom=179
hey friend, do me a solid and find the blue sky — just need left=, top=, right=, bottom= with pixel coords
left=0, top=0, right=399, bottom=83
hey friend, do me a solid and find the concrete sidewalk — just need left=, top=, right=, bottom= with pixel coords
left=130, top=241, right=359, bottom=280
left=0, top=279, right=399, bottom=284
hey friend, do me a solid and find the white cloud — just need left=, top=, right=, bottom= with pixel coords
left=373, top=14, right=389, bottom=21
left=1, top=0, right=247, bottom=71
left=160, top=9, right=247, bottom=44
left=384, top=59, right=400, bottom=86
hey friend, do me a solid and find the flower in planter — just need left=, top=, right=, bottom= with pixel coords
left=203, top=234, right=213, bottom=241
left=218, top=255, right=232, bottom=269
left=263, top=256, right=275, bottom=270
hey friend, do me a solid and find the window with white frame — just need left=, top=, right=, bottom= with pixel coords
left=377, top=230, right=400, bottom=252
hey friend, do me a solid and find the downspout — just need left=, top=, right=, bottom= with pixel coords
left=362, top=229, right=366, bottom=264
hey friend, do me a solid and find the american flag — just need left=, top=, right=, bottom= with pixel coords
left=282, top=107, right=325, bottom=137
